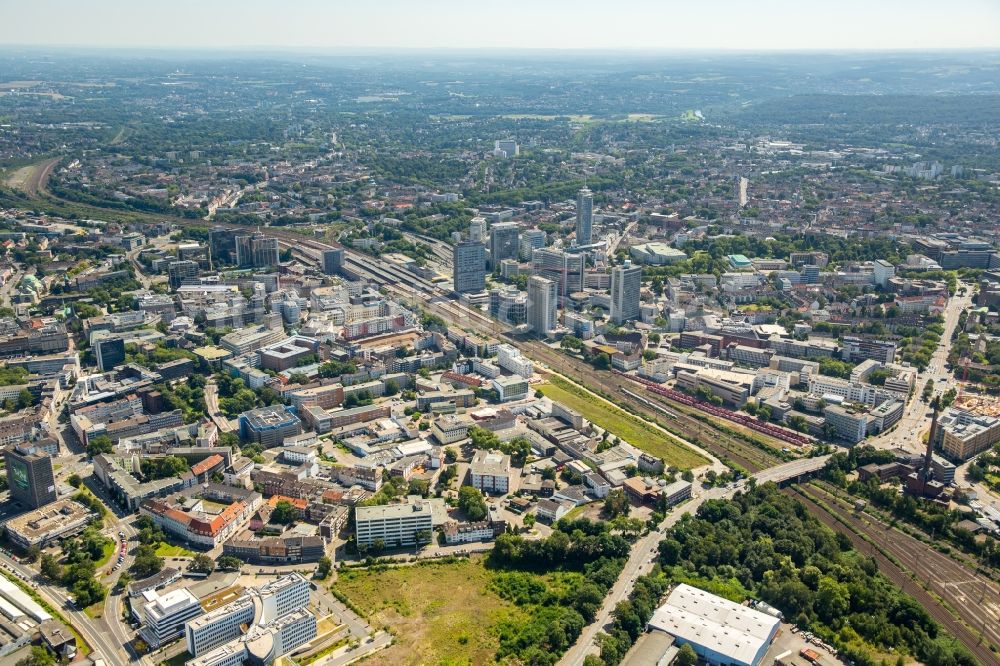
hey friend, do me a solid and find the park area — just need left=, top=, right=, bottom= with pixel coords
left=536, top=375, right=707, bottom=470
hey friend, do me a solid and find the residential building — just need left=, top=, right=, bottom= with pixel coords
left=470, top=450, right=511, bottom=494
left=355, top=497, right=434, bottom=549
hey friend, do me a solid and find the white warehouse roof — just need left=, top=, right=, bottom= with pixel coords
left=648, top=584, right=779, bottom=666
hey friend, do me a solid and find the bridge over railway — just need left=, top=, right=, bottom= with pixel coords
left=753, top=455, right=832, bottom=486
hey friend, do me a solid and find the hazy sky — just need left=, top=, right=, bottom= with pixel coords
left=2, top=0, right=999, bottom=51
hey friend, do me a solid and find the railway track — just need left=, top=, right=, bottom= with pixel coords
left=788, top=484, right=1000, bottom=664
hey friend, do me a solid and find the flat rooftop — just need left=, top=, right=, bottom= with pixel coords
left=5, top=498, right=92, bottom=541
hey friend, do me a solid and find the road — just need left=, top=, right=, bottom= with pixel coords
left=0, top=266, right=23, bottom=308
left=204, top=379, right=236, bottom=432
left=559, top=484, right=738, bottom=666
left=869, top=284, right=973, bottom=455
left=0, top=553, right=126, bottom=665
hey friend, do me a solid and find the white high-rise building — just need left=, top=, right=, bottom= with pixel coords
left=527, top=276, right=558, bottom=337
left=469, top=217, right=487, bottom=242
left=185, top=573, right=311, bottom=658
left=576, top=187, right=593, bottom=246
left=611, top=261, right=642, bottom=325
left=140, top=589, right=203, bottom=649
left=519, top=229, right=546, bottom=260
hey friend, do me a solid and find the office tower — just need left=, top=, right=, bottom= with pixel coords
left=576, top=187, right=593, bottom=246
left=235, top=233, right=280, bottom=269
left=489, top=222, right=520, bottom=269
left=494, top=139, right=519, bottom=157
left=166, top=260, right=200, bottom=289
left=469, top=217, right=487, bottom=243
left=519, top=229, right=546, bottom=260
left=735, top=175, right=749, bottom=208
left=453, top=241, right=486, bottom=293
left=532, top=247, right=585, bottom=302
left=611, top=261, right=642, bottom=325
left=95, top=337, right=126, bottom=372
left=209, top=227, right=240, bottom=264
left=527, top=276, right=557, bottom=337
left=322, top=249, right=344, bottom=276
left=802, top=264, right=820, bottom=284
left=185, top=573, right=313, bottom=658
left=5, top=443, right=57, bottom=509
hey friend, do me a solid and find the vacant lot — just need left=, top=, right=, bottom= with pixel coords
left=537, top=375, right=707, bottom=470
left=334, top=557, right=527, bottom=666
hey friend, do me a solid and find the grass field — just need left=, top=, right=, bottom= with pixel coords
left=155, top=542, right=195, bottom=557
left=537, top=375, right=708, bottom=470
left=95, top=540, right=116, bottom=568
left=334, top=557, right=527, bottom=666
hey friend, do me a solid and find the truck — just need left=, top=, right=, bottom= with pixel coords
left=800, top=647, right=821, bottom=663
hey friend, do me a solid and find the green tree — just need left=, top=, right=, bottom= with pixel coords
left=217, top=555, right=243, bottom=571
left=602, top=489, right=630, bottom=519
left=458, top=486, right=488, bottom=521
left=675, top=644, right=697, bottom=666
left=272, top=500, right=299, bottom=524
left=86, top=435, right=114, bottom=457
left=189, top=554, right=215, bottom=574
left=316, top=556, right=333, bottom=579
left=16, top=646, right=55, bottom=666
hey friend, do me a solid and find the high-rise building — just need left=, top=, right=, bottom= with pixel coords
left=235, top=233, right=280, bottom=269
left=527, top=276, right=557, bottom=337
left=322, top=249, right=344, bottom=276
left=489, top=222, right=520, bottom=269
left=185, top=573, right=313, bottom=659
left=532, top=247, right=585, bottom=302
left=576, top=187, right=593, bottom=246
left=734, top=175, right=749, bottom=208
left=209, top=227, right=240, bottom=264
left=453, top=241, right=486, bottom=294
left=5, top=443, right=57, bottom=509
left=493, top=139, right=519, bottom=157
left=94, top=337, right=126, bottom=372
left=519, top=229, right=546, bottom=260
left=166, top=260, right=200, bottom=289
left=469, top=217, right=487, bottom=243
left=611, top=261, right=642, bottom=325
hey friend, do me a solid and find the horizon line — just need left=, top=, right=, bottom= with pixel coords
left=1, top=44, right=999, bottom=56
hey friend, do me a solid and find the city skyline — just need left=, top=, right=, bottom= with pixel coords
left=1, top=0, right=999, bottom=51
